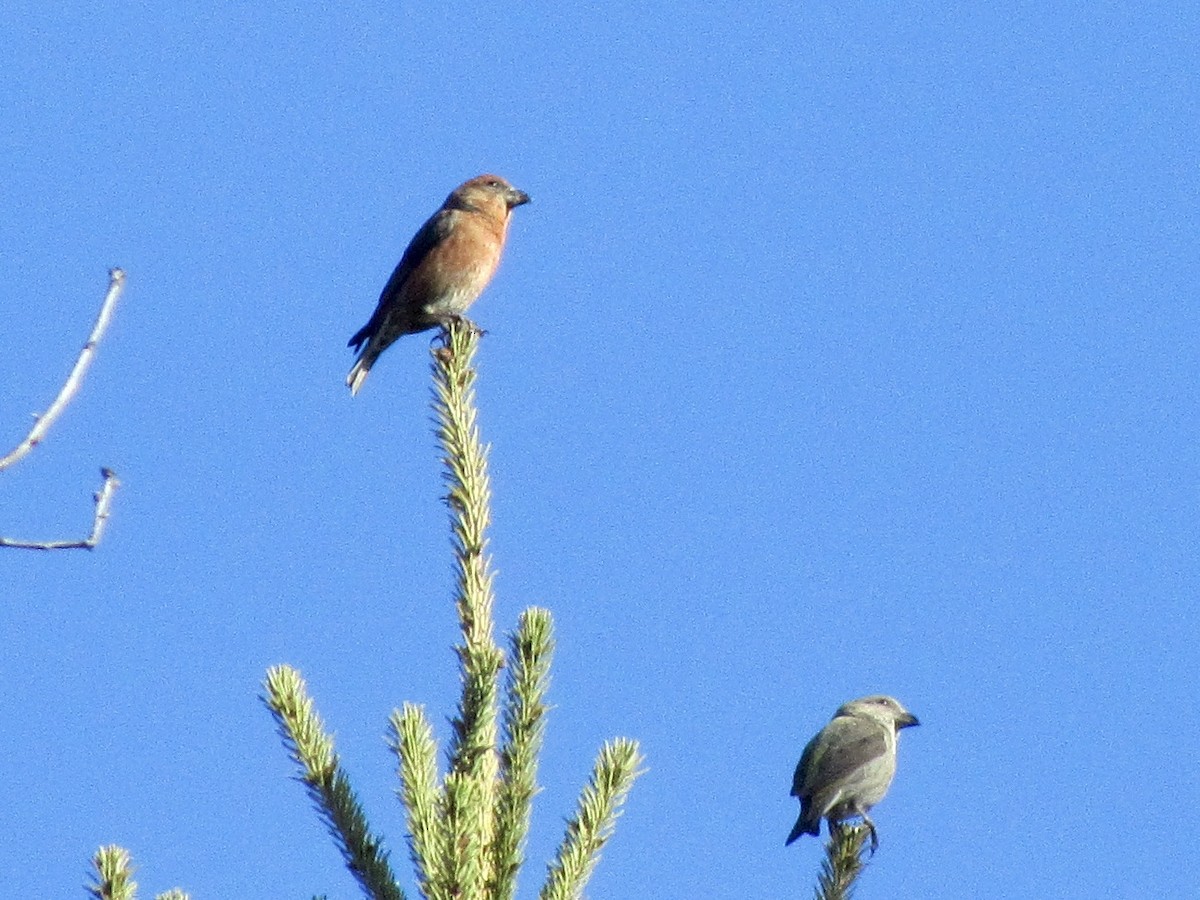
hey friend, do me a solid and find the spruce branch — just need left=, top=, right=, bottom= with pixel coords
left=87, top=846, right=189, bottom=900
left=490, top=607, right=554, bottom=900
left=88, top=846, right=137, bottom=900
left=813, top=823, right=869, bottom=900
left=441, top=769, right=490, bottom=900
left=431, top=321, right=504, bottom=893
left=264, top=319, right=640, bottom=900
left=388, top=704, right=446, bottom=900
left=263, top=665, right=405, bottom=900
left=539, top=738, right=644, bottom=900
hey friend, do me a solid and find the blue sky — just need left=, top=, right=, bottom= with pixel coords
left=3, top=2, right=1198, bottom=897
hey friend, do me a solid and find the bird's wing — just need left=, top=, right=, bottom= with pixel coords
left=380, top=208, right=456, bottom=302
left=348, top=208, right=457, bottom=350
left=795, top=718, right=889, bottom=796
left=791, top=732, right=821, bottom=797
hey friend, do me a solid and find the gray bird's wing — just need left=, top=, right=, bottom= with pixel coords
left=795, top=717, right=889, bottom=797
left=791, top=731, right=822, bottom=797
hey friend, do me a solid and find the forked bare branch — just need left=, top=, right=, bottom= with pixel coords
left=1, top=268, right=125, bottom=550
left=0, top=468, right=120, bottom=550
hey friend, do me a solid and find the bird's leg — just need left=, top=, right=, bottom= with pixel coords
left=442, top=314, right=486, bottom=337
left=861, top=813, right=879, bottom=855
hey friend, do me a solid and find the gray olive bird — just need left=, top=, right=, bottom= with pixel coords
left=786, top=695, right=919, bottom=852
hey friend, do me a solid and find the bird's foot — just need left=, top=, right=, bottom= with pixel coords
left=865, top=820, right=879, bottom=855
left=443, top=314, right=486, bottom=337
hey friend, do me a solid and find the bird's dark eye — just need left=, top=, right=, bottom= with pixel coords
left=487, top=179, right=502, bottom=188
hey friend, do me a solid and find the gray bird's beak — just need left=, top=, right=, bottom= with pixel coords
left=899, top=712, right=920, bottom=729
left=507, top=188, right=531, bottom=208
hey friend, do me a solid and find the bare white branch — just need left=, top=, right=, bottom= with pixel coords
left=0, top=467, right=120, bottom=551
left=1, top=269, right=126, bottom=551
left=0, top=267, right=126, bottom=471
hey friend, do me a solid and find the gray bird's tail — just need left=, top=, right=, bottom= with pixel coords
left=785, top=803, right=821, bottom=845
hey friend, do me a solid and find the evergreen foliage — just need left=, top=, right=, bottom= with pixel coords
left=264, top=322, right=643, bottom=899
left=813, top=824, right=870, bottom=900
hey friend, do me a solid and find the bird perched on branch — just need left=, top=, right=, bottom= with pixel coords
left=786, top=694, right=919, bottom=852
left=346, top=174, right=530, bottom=395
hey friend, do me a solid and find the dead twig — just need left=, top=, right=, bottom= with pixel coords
left=1, top=268, right=125, bottom=551
left=0, top=267, right=125, bottom=470
left=0, top=468, right=120, bottom=550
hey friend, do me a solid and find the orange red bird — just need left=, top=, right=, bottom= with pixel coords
left=346, top=174, right=530, bottom=395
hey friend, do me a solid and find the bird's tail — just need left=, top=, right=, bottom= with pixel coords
left=785, top=804, right=821, bottom=846
left=346, top=351, right=374, bottom=396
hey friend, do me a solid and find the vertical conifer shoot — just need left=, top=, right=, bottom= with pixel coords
left=265, top=321, right=643, bottom=900
left=813, top=824, right=870, bottom=900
